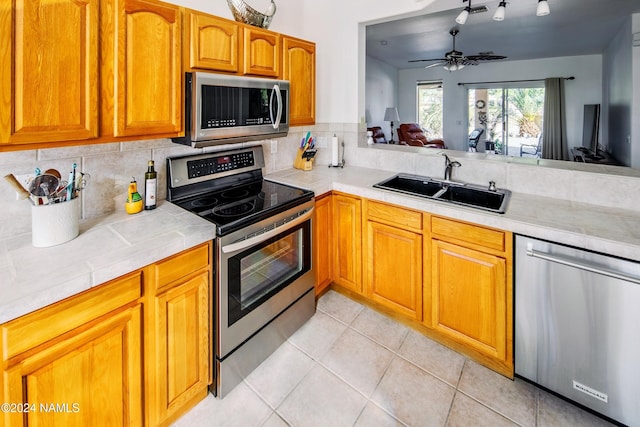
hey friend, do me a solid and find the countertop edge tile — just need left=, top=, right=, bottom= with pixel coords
left=266, top=166, right=640, bottom=263
left=0, top=203, right=214, bottom=323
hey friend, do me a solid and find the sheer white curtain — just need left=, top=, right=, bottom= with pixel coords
left=541, top=78, right=568, bottom=160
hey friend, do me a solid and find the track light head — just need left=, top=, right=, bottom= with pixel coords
left=536, top=0, right=550, bottom=16
left=493, top=1, right=507, bottom=21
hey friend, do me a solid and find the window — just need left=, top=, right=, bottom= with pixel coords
left=417, top=81, right=443, bottom=139
left=467, top=85, right=545, bottom=157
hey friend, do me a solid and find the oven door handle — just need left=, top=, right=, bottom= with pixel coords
left=221, top=207, right=314, bottom=254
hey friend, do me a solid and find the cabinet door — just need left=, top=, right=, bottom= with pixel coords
left=431, top=239, right=507, bottom=361
left=148, top=272, right=211, bottom=426
left=187, top=12, right=240, bottom=72
left=314, top=193, right=332, bottom=295
left=243, top=27, right=280, bottom=77
left=2, top=305, right=143, bottom=427
left=282, top=37, right=315, bottom=126
left=0, top=0, right=99, bottom=145
left=114, top=0, right=182, bottom=137
left=366, top=221, right=422, bottom=319
left=332, top=194, right=362, bottom=294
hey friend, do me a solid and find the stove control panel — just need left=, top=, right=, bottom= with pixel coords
left=187, top=151, right=255, bottom=179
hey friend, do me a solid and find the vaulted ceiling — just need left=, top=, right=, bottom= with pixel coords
left=366, top=0, right=640, bottom=69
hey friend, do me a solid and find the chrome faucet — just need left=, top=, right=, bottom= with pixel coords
left=442, top=153, right=461, bottom=181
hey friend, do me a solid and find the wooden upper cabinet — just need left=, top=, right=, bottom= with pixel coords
left=243, top=27, right=280, bottom=77
left=282, top=37, right=316, bottom=126
left=0, top=0, right=99, bottom=145
left=114, top=0, right=182, bottom=137
left=187, top=11, right=240, bottom=73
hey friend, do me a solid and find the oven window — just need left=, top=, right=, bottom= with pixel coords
left=227, top=221, right=310, bottom=325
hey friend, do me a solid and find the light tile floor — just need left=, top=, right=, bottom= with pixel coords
left=172, top=290, right=614, bottom=427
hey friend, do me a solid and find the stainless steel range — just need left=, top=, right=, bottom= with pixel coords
left=167, top=146, right=315, bottom=398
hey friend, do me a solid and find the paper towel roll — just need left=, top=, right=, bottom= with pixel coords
left=331, top=135, right=339, bottom=166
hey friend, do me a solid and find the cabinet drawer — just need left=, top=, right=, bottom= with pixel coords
left=367, top=200, right=422, bottom=231
left=1, top=271, right=142, bottom=360
left=431, top=216, right=505, bottom=252
left=153, top=243, right=210, bottom=290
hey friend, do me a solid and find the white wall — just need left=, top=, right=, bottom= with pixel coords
left=397, top=55, right=603, bottom=152
left=365, top=55, right=398, bottom=140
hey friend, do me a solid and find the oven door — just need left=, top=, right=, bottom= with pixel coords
left=217, top=201, right=315, bottom=358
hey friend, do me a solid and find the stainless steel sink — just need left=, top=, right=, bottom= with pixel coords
left=373, top=173, right=511, bottom=214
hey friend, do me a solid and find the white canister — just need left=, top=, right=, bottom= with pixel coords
left=31, top=197, right=80, bottom=247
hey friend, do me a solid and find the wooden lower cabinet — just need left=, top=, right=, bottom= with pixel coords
left=427, top=215, right=513, bottom=376
left=327, top=196, right=513, bottom=377
left=0, top=243, right=213, bottom=427
left=313, top=193, right=333, bottom=295
left=0, top=273, right=144, bottom=427
left=364, top=200, right=422, bottom=319
left=146, top=242, right=212, bottom=427
left=430, top=239, right=507, bottom=360
left=332, top=192, right=363, bottom=294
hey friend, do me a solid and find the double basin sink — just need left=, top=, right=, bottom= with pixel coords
left=374, top=173, right=511, bottom=214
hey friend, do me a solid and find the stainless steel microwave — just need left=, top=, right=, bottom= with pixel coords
left=173, top=72, right=289, bottom=148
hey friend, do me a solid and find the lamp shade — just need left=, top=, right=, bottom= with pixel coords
left=455, top=8, right=469, bottom=25
left=384, top=107, right=399, bottom=122
left=444, top=62, right=464, bottom=72
left=536, top=0, right=550, bottom=16
left=493, top=2, right=506, bottom=21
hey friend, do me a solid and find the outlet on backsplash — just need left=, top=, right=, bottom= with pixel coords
left=315, top=137, right=328, bottom=148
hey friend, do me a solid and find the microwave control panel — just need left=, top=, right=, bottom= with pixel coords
left=186, top=151, right=255, bottom=178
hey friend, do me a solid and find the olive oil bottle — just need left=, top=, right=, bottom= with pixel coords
left=144, top=160, right=157, bottom=210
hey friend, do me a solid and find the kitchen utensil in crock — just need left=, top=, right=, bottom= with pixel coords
left=28, top=174, right=60, bottom=198
left=4, top=174, right=31, bottom=200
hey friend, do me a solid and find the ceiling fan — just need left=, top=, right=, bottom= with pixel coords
left=409, top=29, right=507, bottom=70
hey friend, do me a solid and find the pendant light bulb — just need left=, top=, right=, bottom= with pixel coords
left=444, top=62, right=464, bottom=72
left=456, top=8, right=470, bottom=25
left=536, top=0, right=550, bottom=16
left=493, top=2, right=507, bottom=21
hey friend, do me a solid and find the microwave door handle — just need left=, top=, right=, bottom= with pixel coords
left=270, top=84, right=282, bottom=129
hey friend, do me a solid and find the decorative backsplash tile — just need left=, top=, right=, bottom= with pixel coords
left=0, top=123, right=638, bottom=239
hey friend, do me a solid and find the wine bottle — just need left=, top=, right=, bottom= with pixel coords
left=144, top=160, right=157, bottom=210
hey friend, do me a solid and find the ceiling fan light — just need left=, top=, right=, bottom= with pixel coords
left=444, top=63, right=464, bottom=71
left=536, top=0, right=550, bottom=16
left=456, top=8, right=470, bottom=25
left=493, top=2, right=506, bottom=21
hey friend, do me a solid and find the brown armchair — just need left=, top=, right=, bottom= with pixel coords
left=397, top=123, right=446, bottom=149
left=367, top=126, right=388, bottom=144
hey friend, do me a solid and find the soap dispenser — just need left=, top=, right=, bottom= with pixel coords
left=125, top=177, right=144, bottom=214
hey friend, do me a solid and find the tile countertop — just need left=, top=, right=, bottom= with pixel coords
left=265, top=166, right=640, bottom=263
left=0, top=202, right=215, bottom=324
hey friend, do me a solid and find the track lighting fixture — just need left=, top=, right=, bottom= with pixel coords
left=456, top=0, right=550, bottom=25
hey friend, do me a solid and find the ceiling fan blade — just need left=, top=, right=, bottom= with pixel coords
left=465, top=54, right=507, bottom=61
left=408, top=58, right=448, bottom=63
left=424, top=62, right=447, bottom=69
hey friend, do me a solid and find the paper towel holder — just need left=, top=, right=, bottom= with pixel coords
left=328, top=139, right=345, bottom=168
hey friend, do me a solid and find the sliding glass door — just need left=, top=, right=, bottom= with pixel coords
left=467, top=86, right=545, bottom=157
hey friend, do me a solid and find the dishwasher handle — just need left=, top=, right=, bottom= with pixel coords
left=526, top=245, right=640, bottom=285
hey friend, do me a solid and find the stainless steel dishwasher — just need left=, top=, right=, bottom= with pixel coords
left=515, top=235, right=640, bottom=426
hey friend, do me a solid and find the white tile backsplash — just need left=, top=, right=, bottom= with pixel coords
left=1, top=123, right=639, bottom=239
